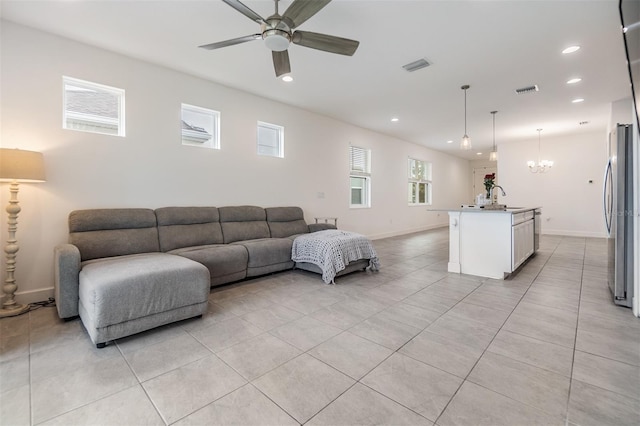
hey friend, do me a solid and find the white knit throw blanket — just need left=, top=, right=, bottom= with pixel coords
left=292, top=230, right=380, bottom=284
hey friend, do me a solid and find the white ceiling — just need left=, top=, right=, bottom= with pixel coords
left=1, top=0, right=632, bottom=160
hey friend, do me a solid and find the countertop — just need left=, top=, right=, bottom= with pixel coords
left=429, top=206, right=541, bottom=214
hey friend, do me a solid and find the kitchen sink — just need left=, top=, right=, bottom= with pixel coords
left=482, top=204, right=507, bottom=210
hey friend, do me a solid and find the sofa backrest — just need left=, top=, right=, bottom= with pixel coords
left=265, top=207, right=310, bottom=238
left=68, top=209, right=160, bottom=261
left=155, top=207, right=223, bottom=252
left=218, top=206, right=270, bottom=243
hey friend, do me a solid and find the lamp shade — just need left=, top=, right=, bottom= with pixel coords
left=0, top=148, right=46, bottom=182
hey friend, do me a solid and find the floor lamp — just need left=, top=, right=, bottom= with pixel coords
left=0, top=148, right=46, bottom=318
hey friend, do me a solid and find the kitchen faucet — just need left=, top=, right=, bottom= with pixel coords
left=490, top=184, right=506, bottom=202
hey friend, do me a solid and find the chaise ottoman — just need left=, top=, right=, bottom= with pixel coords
left=292, top=229, right=380, bottom=283
left=78, top=252, right=210, bottom=347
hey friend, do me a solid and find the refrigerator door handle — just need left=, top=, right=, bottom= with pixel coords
left=603, top=159, right=613, bottom=235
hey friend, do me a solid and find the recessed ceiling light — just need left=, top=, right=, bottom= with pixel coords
left=567, top=78, right=582, bottom=84
left=282, top=75, right=293, bottom=82
left=446, top=140, right=453, bottom=144
left=572, top=98, right=585, bottom=103
left=476, top=152, right=483, bottom=156
left=562, top=45, right=581, bottom=54
left=391, top=117, right=399, bottom=122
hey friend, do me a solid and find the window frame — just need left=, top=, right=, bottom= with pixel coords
left=349, top=145, right=372, bottom=208
left=408, top=157, right=432, bottom=206
left=62, top=76, right=125, bottom=137
left=257, top=121, right=284, bottom=158
left=181, top=103, right=220, bottom=149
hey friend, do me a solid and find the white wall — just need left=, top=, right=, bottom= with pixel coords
left=0, top=22, right=470, bottom=303
left=498, top=131, right=608, bottom=237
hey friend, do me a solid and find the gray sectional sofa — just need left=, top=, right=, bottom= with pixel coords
left=54, top=206, right=336, bottom=348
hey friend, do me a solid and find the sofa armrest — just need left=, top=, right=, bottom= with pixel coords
left=309, top=223, right=337, bottom=233
left=54, top=244, right=81, bottom=319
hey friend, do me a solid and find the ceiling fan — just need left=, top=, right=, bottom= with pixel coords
left=199, top=0, right=360, bottom=78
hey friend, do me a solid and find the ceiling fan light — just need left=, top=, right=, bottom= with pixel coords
left=263, top=30, right=291, bottom=51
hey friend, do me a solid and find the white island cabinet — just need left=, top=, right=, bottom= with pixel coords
left=444, top=207, right=540, bottom=279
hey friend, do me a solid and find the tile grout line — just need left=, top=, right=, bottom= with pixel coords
left=299, top=266, right=459, bottom=424
left=432, top=236, right=562, bottom=425
left=562, top=240, right=587, bottom=426
left=114, top=336, right=171, bottom=426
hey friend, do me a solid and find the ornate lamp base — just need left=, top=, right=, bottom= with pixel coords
left=0, top=302, right=30, bottom=318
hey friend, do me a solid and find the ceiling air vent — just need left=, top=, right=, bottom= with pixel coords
left=515, top=84, right=540, bottom=94
left=402, top=58, right=431, bottom=72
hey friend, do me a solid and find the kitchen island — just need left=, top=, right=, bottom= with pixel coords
left=437, top=207, right=541, bottom=279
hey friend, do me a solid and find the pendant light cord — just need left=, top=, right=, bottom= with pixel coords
left=492, top=111, right=497, bottom=151
left=461, top=85, right=470, bottom=136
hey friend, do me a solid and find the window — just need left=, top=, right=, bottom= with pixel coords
left=408, top=158, right=432, bottom=205
left=350, top=146, right=371, bottom=208
left=257, top=121, right=284, bottom=158
left=181, top=104, right=220, bottom=149
left=63, top=76, right=125, bottom=136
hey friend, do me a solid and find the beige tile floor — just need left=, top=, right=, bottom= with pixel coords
left=1, top=228, right=639, bottom=425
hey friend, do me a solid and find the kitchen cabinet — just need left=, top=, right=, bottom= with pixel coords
left=512, top=216, right=535, bottom=270
left=443, top=207, right=539, bottom=279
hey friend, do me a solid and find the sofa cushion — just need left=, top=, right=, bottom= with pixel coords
left=79, top=253, right=209, bottom=328
left=266, top=207, right=310, bottom=238
left=156, top=207, right=223, bottom=251
left=219, top=206, right=270, bottom=243
left=69, top=209, right=160, bottom=261
left=232, top=238, right=293, bottom=268
left=169, top=244, right=248, bottom=281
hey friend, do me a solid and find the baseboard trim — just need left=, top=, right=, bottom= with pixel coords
left=542, top=229, right=607, bottom=238
left=0, top=287, right=55, bottom=306
left=368, top=223, right=448, bottom=240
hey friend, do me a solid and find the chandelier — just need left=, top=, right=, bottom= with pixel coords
left=527, top=128, right=553, bottom=173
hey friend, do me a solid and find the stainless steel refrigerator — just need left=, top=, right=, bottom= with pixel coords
left=604, top=123, right=635, bottom=307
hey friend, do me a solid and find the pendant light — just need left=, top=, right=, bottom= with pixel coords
left=527, top=128, right=554, bottom=173
left=489, top=111, right=498, bottom=161
left=460, top=85, right=472, bottom=150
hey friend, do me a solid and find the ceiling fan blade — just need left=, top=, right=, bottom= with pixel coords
left=292, top=31, right=359, bottom=56
left=199, top=34, right=261, bottom=50
left=222, top=0, right=268, bottom=25
left=272, top=50, right=291, bottom=77
left=282, top=0, right=332, bottom=29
